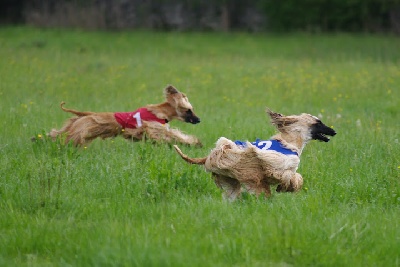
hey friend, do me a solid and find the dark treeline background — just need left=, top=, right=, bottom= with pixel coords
left=1, top=0, right=400, bottom=33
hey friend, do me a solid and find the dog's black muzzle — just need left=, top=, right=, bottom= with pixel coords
left=184, top=110, right=201, bottom=124
left=311, top=122, right=336, bottom=142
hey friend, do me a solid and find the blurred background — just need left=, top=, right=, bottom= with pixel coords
left=1, top=0, right=400, bottom=34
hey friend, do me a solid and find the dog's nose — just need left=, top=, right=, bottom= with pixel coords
left=185, top=115, right=200, bottom=124
left=192, top=117, right=200, bottom=124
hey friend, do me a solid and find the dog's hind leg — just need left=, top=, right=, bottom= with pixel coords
left=213, top=173, right=241, bottom=201
left=259, top=179, right=272, bottom=197
left=65, top=130, right=95, bottom=147
left=48, top=117, right=78, bottom=141
left=62, top=116, right=103, bottom=146
left=46, top=103, right=93, bottom=143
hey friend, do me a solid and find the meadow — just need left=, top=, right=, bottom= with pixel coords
left=0, top=27, right=399, bottom=266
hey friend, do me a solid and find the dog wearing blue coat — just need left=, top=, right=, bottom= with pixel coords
left=174, top=109, right=336, bottom=200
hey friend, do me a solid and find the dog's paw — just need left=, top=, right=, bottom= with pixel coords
left=276, top=184, right=292, bottom=193
left=276, top=183, right=298, bottom=193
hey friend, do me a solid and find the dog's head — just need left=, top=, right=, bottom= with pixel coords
left=267, top=109, right=336, bottom=142
left=164, top=85, right=200, bottom=124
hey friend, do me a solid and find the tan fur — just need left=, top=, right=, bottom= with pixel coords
left=47, top=85, right=202, bottom=147
left=174, top=108, right=336, bottom=201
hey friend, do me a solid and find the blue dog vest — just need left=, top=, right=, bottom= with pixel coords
left=234, top=139, right=298, bottom=156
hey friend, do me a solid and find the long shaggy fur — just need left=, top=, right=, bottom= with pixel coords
left=174, top=108, right=336, bottom=201
left=46, top=85, right=202, bottom=147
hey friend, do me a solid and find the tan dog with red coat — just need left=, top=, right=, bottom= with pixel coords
left=47, top=85, right=202, bottom=147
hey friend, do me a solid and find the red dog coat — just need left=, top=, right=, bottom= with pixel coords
left=114, top=107, right=167, bottom=129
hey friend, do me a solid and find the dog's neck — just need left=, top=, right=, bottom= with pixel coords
left=272, top=132, right=308, bottom=156
left=145, top=102, right=178, bottom=122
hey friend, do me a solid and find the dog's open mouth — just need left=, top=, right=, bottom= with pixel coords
left=315, top=133, right=332, bottom=142
left=311, top=124, right=337, bottom=142
left=184, top=110, right=201, bottom=124
left=185, top=116, right=201, bottom=124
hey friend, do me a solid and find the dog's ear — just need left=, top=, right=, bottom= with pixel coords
left=164, top=85, right=179, bottom=97
left=266, top=108, right=283, bottom=120
left=266, top=108, right=297, bottom=129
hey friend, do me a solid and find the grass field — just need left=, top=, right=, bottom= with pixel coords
left=0, top=26, right=399, bottom=266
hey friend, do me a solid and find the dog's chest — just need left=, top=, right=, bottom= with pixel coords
left=114, top=108, right=166, bottom=129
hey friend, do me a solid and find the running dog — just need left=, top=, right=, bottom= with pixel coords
left=174, top=109, right=336, bottom=200
left=47, top=85, right=202, bottom=147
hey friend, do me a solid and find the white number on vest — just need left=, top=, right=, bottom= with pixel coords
left=256, top=141, right=272, bottom=151
left=133, top=112, right=142, bottom=127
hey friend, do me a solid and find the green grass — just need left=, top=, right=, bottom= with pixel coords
left=0, top=26, right=399, bottom=266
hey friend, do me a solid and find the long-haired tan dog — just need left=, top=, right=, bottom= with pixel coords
left=174, top=109, right=336, bottom=200
left=48, top=85, right=202, bottom=147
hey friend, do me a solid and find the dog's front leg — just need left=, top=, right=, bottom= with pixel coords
left=167, top=128, right=202, bottom=147
left=121, top=128, right=144, bottom=142
left=288, top=173, right=303, bottom=192
left=275, top=171, right=303, bottom=193
left=144, top=123, right=202, bottom=147
left=259, top=179, right=272, bottom=197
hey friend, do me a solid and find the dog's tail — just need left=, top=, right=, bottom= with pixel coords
left=173, top=145, right=207, bottom=165
left=60, top=102, right=95, bottom=117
